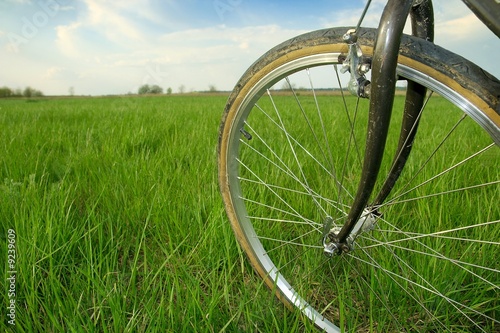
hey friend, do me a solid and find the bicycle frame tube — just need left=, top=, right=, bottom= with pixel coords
left=462, top=0, right=500, bottom=38
left=373, top=0, right=434, bottom=206
left=336, top=0, right=414, bottom=247
left=410, top=0, right=434, bottom=42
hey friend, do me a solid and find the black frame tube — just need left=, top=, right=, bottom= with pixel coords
left=372, top=0, right=434, bottom=206
left=462, top=0, right=500, bottom=38
left=336, top=0, right=414, bottom=245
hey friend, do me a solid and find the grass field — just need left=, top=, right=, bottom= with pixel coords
left=0, top=95, right=317, bottom=332
left=0, top=94, right=498, bottom=332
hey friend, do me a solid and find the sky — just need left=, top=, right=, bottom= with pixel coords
left=0, top=0, right=499, bottom=96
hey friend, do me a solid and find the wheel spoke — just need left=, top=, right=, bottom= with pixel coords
left=382, top=143, right=496, bottom=207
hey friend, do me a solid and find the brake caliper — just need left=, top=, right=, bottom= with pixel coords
left=340, top=29, right=371, bottom=99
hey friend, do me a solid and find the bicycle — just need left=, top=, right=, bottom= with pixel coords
left=218, top=0, right=500, bottom=331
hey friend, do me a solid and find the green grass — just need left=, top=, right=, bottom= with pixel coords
left=0, top=94, right=498, bottom=332
left=0, top=95, right=315, bottom=332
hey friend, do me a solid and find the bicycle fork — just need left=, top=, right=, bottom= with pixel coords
left=324, top=0, right=434, bottom=255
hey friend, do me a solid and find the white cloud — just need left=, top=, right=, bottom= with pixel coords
left=44, top=66, right=78, bottom=80
left=320, top=0, right=499, bottom=79
left=53, top=0, right=160, bottom=60
left=55, top=22, right=82, bottom=57
left=319, top=1, right=386, bottom=29
left=41, top=2, right=367, bottom=94
left=435, top=13, right=485, bottom=41
left=3, top=0, right=498, bottom=96
left=44, top=66, right=63, bottom=79
left=83, top=0, right=143, bottom=42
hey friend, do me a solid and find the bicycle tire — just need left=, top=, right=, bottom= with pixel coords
left=218, top=27, right=500, bottom=332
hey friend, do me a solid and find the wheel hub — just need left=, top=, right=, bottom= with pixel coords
left=323, top=208, right=379, bottom=256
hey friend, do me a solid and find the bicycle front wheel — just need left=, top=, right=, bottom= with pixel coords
left=218, top=27, right=500, bottom=332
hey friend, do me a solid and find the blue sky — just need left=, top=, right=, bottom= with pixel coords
left=1, top=0, right=498, bottom=96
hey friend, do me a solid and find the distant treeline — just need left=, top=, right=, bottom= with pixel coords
left=0, top=87, right=43, bottom=98
left=0, top=86, right=44, bottom=98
